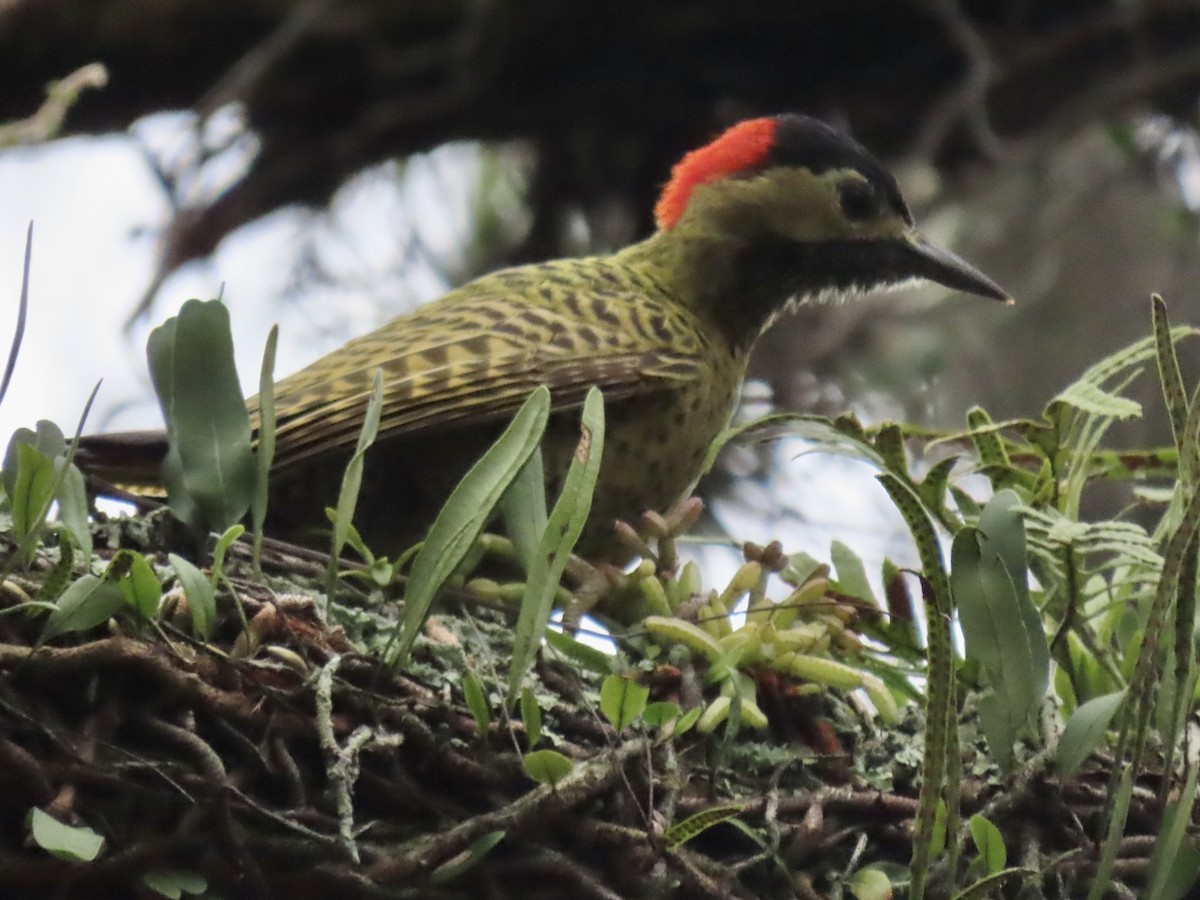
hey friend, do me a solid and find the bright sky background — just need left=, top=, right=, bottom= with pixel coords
left=0, top=134, right=167, bottom=436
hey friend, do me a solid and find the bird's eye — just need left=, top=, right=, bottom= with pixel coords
left=838, top=180, right=878, bottom=221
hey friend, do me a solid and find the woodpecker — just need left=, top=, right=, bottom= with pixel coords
left=79, top=114, right=1009, bottom=558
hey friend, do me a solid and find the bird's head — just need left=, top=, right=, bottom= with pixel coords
left=652, top=114, right=1009, bottom=316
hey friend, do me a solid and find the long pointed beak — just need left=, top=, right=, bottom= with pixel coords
left=905, top=233, right=1012, bottom=303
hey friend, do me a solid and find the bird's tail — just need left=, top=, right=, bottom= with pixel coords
left=75, top=430, right=170, bottom=493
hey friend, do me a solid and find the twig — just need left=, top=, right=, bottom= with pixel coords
left=912, top=0, right=1002, bottom=161
left=0, top=64, right=108, bottom=148
left=316, top=655, right=369, bottom=862
left=196, top=0, right=338, bottom=115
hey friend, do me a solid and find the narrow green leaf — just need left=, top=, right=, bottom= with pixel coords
left=831, top=539, right=876, bottom=604
left=35, top=419, right=65, bottom=458
left=12, top=442, right=55, bottom=541
left=675, top=706, right=702, bottom=736
left=950, top=531, right=1022, bottom=677
left=977, top=491, right=1033, bottom=603
left=147, top=298, right=255, bottom=534
left=40, top=575, right=126, bottom=642
left=55, top=460, right=92, bottom=559
left=28, top=808, right=104, bottom=861
left=1087, top=764, right=1134, bottom=900
left=159, top=448, right=200, bottom=533
left=975, top=692, right=1017, bottom=773
left=1120, top=478, right=1200, bottom=803
left=965, top=406, right=1010, bottom=469
left=252, top=323, right=279, bottom=577
left=873, top=421, right=908, bottom=477
left=599, top=674, right=648, bottom=732
left=428, top=830, right=506, bottom=886
left=950, top=485, right=981, bottom=518
left=2, top=429, right=27, bottom=500
left=968, top=814, right=1006, bottom=875
left=1063, top=323, right=1199, bottom=400
left=1055, top=380, right=1141, bottom=419
left=1146, top=761, right=1199, bottom=900
left=918, top=455, right=959, bottom=512
left=1164, top=533, right=1199, bottom=784
left=950, top=868, right=1038, bottom=900
left=1056, top=689, right=1126, bottom=778
left=0, top=221, right=32, bottom=411
left=367, top=556, right=395, bottom=587
left=543, top=626, right=613, bottom=674
left=169, top=553, right=216, bottom=639
left=389, top=386, right=551, bottom=668
left=952, top=491, right=1048, bottom=764
left=211, top=524, right=244, bottom=586
left=114, top=550, right=163, bottom=620
left=331, top=368, right=385, bottom=564
left=520, top=687, right=542, bottom=747
left=786, top=552, right=826, bottom=586
left=0, top=385, right=101, bottom=583
left=878, top=473, right=957, bottom=900
left=1152, top=296, right=1189, bottom=451
left=324, top=370, right=386, bottom=605
left=645, top=616, right=724, bottom=663
left=929, top=798, right=947, bottom=857
left=1153, top=844, right=1200, bottom=900
left=695, top=696, right=731, bottom=733
left=507, top=387, right=604, bottom=707
left=325, top=510, right=374, bottom=566
left=522, top=749, right=573, bottom=785
left=36, top=530, right=75, bottom=602
left=462, top=668, right=490, bottom=737
left=499, top=449, right=547, bottom=573
left=3, top=420, right=64, bottom=499
left=663, top=804, right=743, bottom=849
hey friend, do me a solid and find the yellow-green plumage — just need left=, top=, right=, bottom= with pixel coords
left=79, top=114, right=1009, bottom=559
left=257, top=243, right=746, bottom=557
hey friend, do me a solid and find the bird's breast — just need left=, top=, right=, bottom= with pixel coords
left=543, top=344, right=746, bottom=559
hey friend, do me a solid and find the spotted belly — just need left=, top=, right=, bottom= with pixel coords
left=541, top=370, right=743, bottom=559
